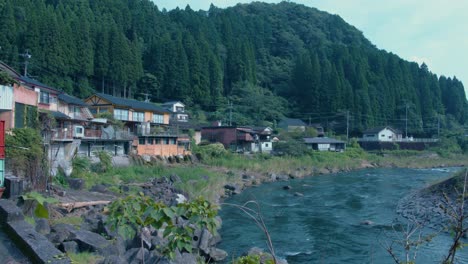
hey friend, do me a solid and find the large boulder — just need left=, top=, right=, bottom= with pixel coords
left=69, top=229, right=112, bottom=255
left=48, top=223, right=76, bottom=245
left=209, top=248, right=228, bottom=262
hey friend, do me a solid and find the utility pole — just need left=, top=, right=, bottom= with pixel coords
left=346, top=110, right=349, bottom=142
left=228, top=101, right=233, bottom=126
left=21, top=49, right=32, bottom=77
left=405, top=103, right=409, bottom=139
left=141, top=92, right=151, bottom=102
left=437, top=114, right=440, bottom=138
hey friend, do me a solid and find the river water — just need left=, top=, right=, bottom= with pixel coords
left=219, top=168, right=468, bottom=264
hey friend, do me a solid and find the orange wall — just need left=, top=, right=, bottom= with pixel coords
left=137, top=144, right=190, bottom=156
left=163, top=113, right=169, bottom=124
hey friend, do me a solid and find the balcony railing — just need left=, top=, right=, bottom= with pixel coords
left=51, top=127, right=135, bottom=141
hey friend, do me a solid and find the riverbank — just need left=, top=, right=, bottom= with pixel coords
left=21, top=150, right=466, bottom=263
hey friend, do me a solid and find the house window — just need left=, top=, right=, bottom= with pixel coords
left=40, top=91, right=50, bottom=104
left=171, top=138, right=176, bottom=145
left=164, top=138, right=170, bottom=145
left=134, top=112, right=144, bottom=122
left=381, top=134, right=385, bottom=137
left=152, top=114, right=164, bottom=124
left=114, top=109, right=129, bottom=121
left=155, top=138, right=161, bottom=145
left=265, top=143, right=269, bottom=147
left=176, top=106, right=184, bottom=112
left=138, top=138, right=146, bottom=145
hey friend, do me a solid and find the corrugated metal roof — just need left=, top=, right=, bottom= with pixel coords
left=95, top=93, right=170, bottom=113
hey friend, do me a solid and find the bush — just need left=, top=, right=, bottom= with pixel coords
left=194, top=143, right=227, bottom=160
left=71, top=156, right=91, bottom=178
left=92, top=151, right=112, bottom=173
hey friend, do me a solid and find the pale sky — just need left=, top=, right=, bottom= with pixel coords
left=153, top=0, right=468, bottom=97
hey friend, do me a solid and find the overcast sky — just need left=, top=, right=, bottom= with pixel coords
left=153, top=0, right=468, bottom=96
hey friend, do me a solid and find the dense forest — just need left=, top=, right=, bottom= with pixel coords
left=0, top=0, right=466, bottom=135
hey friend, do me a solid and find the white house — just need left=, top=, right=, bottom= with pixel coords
left=162, top=101, right=189, bottom=122
left=362, top=126, right=403, bottom=142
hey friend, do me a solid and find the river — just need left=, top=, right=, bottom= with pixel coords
left=219, top=168, right=468, bottom=264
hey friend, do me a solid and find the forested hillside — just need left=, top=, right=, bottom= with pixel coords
left=0, top=0, right=466, bottom=135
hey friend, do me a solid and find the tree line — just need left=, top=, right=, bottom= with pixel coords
left=0, top=0, right=466, bottom=135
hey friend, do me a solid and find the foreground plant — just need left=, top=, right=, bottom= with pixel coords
left=106, top=194, right=218, bottom=261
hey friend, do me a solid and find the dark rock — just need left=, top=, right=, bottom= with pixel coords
left=35, top=218, right=51, bottom=235
left=283, top=185, right=292, bottom=190
left=125, top=247, right=150, bottom=264
left=170, top=174, right=181, bottom=183
left=120, top=185, right=130, bottom=192
left=170, top=250, right=197, bottom=264
left=99, top=255, right=127, bottom=264
left=197, top=228, right=212, bottom=255
left=0, top=199, right=25, bottom=222
left=48, top=224, right=76, bottom=244
left=70, top=229, right=111, bottom=254
left=60, top=241, right=79, bottom=254
left=209, top=248, right=228, bottom=262
left=67, top=178, right=85, bottom=190
left=277, top=174, right=290, bottom=181
left=90, top=184, right=108, bottom=193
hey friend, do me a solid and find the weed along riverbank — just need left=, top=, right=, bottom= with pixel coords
left=8, top=147, right=467, bottom=264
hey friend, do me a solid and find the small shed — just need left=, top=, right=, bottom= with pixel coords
left=303, top=137, right=346, bottom=152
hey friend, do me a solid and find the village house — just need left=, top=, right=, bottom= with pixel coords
left=304, top=137, right=346, bottom=152
left=201, top=125, right=273, bottom=153
left=85, top=93, right=190, bottom=157
left=361, top=126, right=403, bottom=142
left=162, top=101, right=189, bottom=122
left=0, top=62, right=39, bottom=130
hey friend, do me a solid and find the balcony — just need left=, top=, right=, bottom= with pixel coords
left=51, top=127, right=135, bottom=141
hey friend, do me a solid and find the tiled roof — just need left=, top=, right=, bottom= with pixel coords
left=95, top=93, right=170, bottom=113
left=58, top=93, right=86, bottom=106
left=303, top=137, right=345, bottom=144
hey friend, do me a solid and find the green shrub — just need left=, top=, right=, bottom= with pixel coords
left=92, top=151, right=112, bottom=173
left=71, top=156, right=91, bottom=178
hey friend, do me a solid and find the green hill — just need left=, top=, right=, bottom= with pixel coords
left=0, top=0, right=466, bottom=134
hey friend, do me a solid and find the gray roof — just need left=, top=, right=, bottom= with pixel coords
left=19, top=75, right=60, bottom=92
left=303, top=137, right=345, bottom=144
left=58, top=93, right=86, bottom=106
left=279, top=118, right=306, bottom=127
left=363, top=126, right=402, bottom=134
left=95, top=93, right=170, bottom=113
left=46, top=110, right=70, bottom=120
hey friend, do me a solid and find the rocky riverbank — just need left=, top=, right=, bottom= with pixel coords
left=396, top=168, right=468, bottom=231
